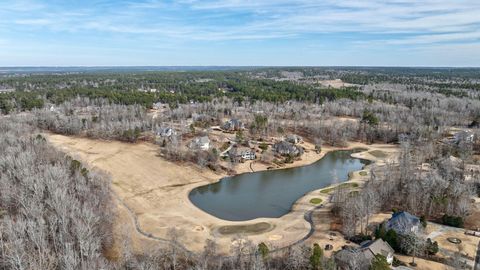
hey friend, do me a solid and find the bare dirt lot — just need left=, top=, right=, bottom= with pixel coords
left=47, top=134, right=397, bottom=255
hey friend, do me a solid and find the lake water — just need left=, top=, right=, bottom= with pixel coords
left=189, top=149, right=370, bottom=221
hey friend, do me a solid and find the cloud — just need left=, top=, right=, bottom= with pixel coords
left=1, top=0, right=480, bottom=44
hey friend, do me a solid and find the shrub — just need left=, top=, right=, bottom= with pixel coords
left=259, top=142, right=269, bottom=151
left=258, top=242, right=269, bottom=260
left=425, top=238, right=439, bottom=255
left=310, top=243, right=324, bottom=270
left=370, top=254, right=390, bottom=270
left=441, top=214, right=464, bottom=228
left=420, top=215, right=427, bottom=228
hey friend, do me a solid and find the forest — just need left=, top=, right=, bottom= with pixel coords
left=1, top=67, right=480, bottom=269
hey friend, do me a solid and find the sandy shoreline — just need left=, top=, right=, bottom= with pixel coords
left=46, top=133, right=399, bottom=255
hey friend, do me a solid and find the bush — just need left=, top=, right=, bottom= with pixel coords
left=370, top=254, right=390, bottom=270
left=258, top=242, right=269, bottom=260
left=259, top=142, right=269, bottom=151
left=426, top=238, right=439, bottom=255
left=441, top=214, right=464, bottom=228
left=349, top=234, right=372, bottom=244
left=420, top=215, right=427, bottom=228
left=310, top=243, right=324, bottom=270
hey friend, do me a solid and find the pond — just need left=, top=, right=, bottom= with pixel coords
left=189, top=149, right=370, bottom=221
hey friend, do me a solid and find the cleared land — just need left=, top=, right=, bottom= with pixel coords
left=47, top=134, right=398, bottom=254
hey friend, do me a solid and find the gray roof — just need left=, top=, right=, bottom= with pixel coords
left=335, top=248, right=371, bottom=270
left=222, top=119, right=244, bottom=130
left=386, top=211, right=420, bottom=234
left=273, top=141, right=303, bottom=156
left=361, top=239, right=394, bottom=260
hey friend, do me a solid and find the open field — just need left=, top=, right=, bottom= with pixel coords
left=47, top=133, right=398, bottom=254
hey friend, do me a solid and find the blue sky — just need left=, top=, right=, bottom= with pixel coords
left=1, top=0, right=480, bottom=66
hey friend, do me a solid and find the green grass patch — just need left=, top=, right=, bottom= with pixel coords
left=217, top=222, right=273, bottom=235
left=309, top=198, right=323, bottom=204
left=359, top=171, right=368, bottom=176
left=320, top=187, right=335, bottom=194
left=320, top=182, right=359, bottom=194
left=369, top=150, right=388, bottom=158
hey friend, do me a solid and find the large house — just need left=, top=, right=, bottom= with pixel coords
left=360, top=239, right=395, bottom=265
left=222, top=119, right=245, bottom=132
left=334, top=247, right=371, bottom=270
left=453, top=130, right=474, bottom=144
left=273, top=141, right=304, bottom=157
left=189, top=136, right=210, bottom=150
left=240, top=149, right=256, bottom=160
left=156, top=127, right=176, bottom=138
left=285, top=134, right=303, bottom=145
left=386, top=211, right=420, bottom=235
left=225, top=146, right=256, bottom=161
left=335, top=239, right=395, bottom=269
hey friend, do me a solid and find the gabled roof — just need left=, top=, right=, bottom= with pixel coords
left=334, top=247, right=371, bottom=268
left=386, top=211, right=420, bottom=234
left=361, top=239, right=394, bottom=260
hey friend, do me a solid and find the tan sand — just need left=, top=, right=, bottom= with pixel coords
left=47, top=133, right=397, bottom=254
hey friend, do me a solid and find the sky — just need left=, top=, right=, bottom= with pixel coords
left=1, top=0, right=480, bottom=67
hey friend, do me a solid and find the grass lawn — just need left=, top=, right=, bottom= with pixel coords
left=310, top=198, right=323, bottom=204
left=320, top=182, right=359, bottom=194
left=369, top=150, right=388, bottom=158
left=218, top=222, right=273, bottom=235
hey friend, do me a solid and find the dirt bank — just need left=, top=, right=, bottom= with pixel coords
left=47, top=134, right=398, bottom=254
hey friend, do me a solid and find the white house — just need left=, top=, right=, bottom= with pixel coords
left=156, top=127, right=176, bottom=138
left=453, top=130, right=474, bottom=144
left=189, top=136, right=210, bottom=150
left=241, top=150, right=256, bottom=160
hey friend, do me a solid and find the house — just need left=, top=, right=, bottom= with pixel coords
left=0, top=88, right=14, bottom=94
left=189, top=136, right=210, bottom=150
left=156, top=127, right=176, bottom=138
left=222, top=119, right=245, bottom=131
left=150, top=88, right=157, bottom=93
left=360, top=239, right=395, bottom=265
left=386, top=211, right=420, bottom=235
left=335, top=240, right=395, bottom=269
left=334, top=247, right=371, bottom=270
left=273, top=141, right=304, bottom=157
left=241, top=149, right=256, bottom=160
left=453, top=130, right=474, bottom=144
left=285, top=134, right=303, bottom=144
left=225, top=146, right=256, bottom=161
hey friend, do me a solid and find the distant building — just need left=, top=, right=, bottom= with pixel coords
left=285, top=134, right=303, bottom=144
left=189, top=136, right=210, bottom=150
left=150, top=88, right=157, bottom=93
left=222, top=119, right=245, bottom=132
left=156, top=127, right=176, bottom=138
left=453, top=130, right=474, bottom=144
left=386, top=211, right=420, bottom=235
left=0, top=88, right=14, bottom=94
left=273, top=141, right=304, bottom=157
left=241, top=149, right=256, bottom=160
